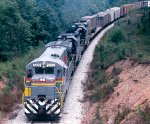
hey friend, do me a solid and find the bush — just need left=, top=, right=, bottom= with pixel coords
left=110, top=28, right=125, bottom=44
left=115, top=107, right=130, bottom=124
left=0, top=47, right=43, bottom=112
left=137, top=105, right=150, bottom=123
left=112, top=67, right=122, bottom=77
left=0, top=85, right=21, bottom=112
left=112, top=77, right=120, bottom=87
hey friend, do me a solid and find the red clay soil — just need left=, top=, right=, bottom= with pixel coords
left=82, top=59, right=150, bottom=124
left=0, top=81, right=5, bottom=90
left=82, top=102, right=98, bottom=124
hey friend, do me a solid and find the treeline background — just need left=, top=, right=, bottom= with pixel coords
left=0, top=0, right=136, bottom=61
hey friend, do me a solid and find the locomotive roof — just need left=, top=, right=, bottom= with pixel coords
left=45, top=40, right=72, bottom=49
left=77, top=25, right=87, bottom=30
left=27, top=47, right=67, bottom=68
left=58, top=33, right=78, bottom=42
left=41, top=45, right=66, bottom=57
left=65, top=25, right=78, bottom=33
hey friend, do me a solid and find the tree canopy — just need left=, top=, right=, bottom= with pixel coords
left=0, top=0, right=136, bottom=61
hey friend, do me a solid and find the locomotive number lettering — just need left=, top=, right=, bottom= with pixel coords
left=33, top=63, right=55, bottom=67
left=46, top=63, right=56, bottom=67
left=33, top=63, right=42, bottom=67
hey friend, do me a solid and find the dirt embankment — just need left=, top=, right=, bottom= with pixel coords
left=82, top=59, right=150, bottom=124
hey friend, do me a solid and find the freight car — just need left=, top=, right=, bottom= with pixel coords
left=97, top=11, right=111, bottom=28
left=120, top=5, right=128, bottom=17
left=110, top=7, right=121, bottom=20
left=81, top=15, right=97, bottom=33
left=22, top=1, right=147, bottom=120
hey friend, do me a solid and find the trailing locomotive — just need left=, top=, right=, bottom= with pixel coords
left=22, top=1, right=149, bottom=120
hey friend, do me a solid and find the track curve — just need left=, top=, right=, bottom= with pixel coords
left=5, top=23, right=114, bottom=124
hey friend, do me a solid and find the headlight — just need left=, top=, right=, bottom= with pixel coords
left=24, top=87, right=32, bottom=96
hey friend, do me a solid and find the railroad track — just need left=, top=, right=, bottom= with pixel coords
left=31, top=121, right=55, bottom=124
left=31, top=119, right=60, bottom=124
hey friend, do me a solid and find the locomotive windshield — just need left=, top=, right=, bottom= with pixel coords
left=45, top=67, right=54, bottom=74
left=35, top=67, right=54, bottom=74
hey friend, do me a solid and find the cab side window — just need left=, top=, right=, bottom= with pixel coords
left=45, top=67, right=54, bottom=74
left=57, top=69, right=62, bottom=78
left=63, top=68, right=66, bottom=76
left=27, top=69, right=33, bottom=78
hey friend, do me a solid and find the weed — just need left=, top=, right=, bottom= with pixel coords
left=137, top=105, right=150, bottom=123
left=92, top=105, right=104, bottom=124
left=112, top=67, right=122, bottom=77
left=115, top=107, right=130, bottom=124
left=110, top=27, right=125, bottom=44
left=112, top=77, right=120, bottom=87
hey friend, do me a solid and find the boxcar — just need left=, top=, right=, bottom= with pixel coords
left=120, top=5, right=128, bottom=17
left=82, top=15, right=97, bottom=33
left=125, top=4, right=134, bottom=14
left=110, top=7, right=121, bottom=20
left=97, top=11, right=111, bottom=27
left=148, top=1, right=150, bottom=7
left=132, top=2, right=142, bottom=10
left=106, top=9, right=115, bottom=22
left=142, top=1, right=148, bottom=7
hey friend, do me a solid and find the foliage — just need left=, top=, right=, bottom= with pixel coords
left=0, top=0, right=140, bottom=112
left=108, top=0, right=138, bottom=7
left=110, top=28, right=125, bottom=43
left=92, top=105, right=104, bottom=124
left=87, top=7, right=150, bottom=106
left=115, top=107, right=130, bottom=124
left=0, top=47, right=43, bottom=112
left=112, top=66, right=122, bottom=76
left=0, top=0, right=135, bottom=61
left=137, top=105, right=150, bottom=123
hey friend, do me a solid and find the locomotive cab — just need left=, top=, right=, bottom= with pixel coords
left=75, top=22, right=89, bottom=47
left=23, top=47, right=68, bottom=119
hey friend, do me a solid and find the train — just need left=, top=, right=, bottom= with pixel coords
left=22, top=1, right=149, bottom=120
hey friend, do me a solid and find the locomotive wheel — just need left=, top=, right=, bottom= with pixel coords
left=26, top=114, right=35, bottom=121
left=50, top=113, right=60, bottom=121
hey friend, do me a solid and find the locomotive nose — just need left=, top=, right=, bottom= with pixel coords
left=38, top=96, right=46, bottom=114
left=39, top=96, right=45, bottom=102
left=38, top=108, right=45, bottom=114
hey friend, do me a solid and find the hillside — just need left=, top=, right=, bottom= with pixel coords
left=82, top=7, right=150, bottom=124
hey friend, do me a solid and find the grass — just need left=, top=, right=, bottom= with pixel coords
left=85, top=8, right=150, bottom=124
left=137, top=105, right=150, bottom=124
left=0, top=47, right=44, bottom=112
left=86, top=8, right=150, bottom=103
left=112, top=66, right=122, bottom=77
left=115, top=107, right=131, bottom=124
left=92, top=105, right=104, bottom=124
